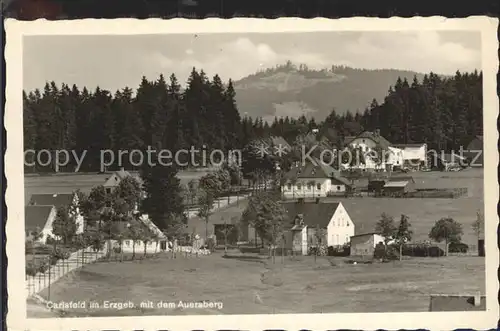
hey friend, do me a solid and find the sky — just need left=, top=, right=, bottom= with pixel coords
left=23, top=30, right=481, bottom=93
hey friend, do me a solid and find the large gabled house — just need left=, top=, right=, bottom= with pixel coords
left=392, top=143, right=428, bottom=170
left=281, top=159, right=352, bottom=199
left=28, top=192, right=85, bottom=236
left=343, top=130, right=404, bottom=171
left=282, top=201, right=355, bottom=255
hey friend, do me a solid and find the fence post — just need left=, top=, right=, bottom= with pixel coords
left=47, top=257, right=51, bottom=301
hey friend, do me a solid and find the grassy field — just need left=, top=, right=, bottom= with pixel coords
left=32, top=251, right=485, bottom=317
left=24, top=168, right=484, bottom=245
left=24, top=170, right=213, bottom=204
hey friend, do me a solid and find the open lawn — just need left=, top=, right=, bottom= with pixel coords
left=329, top=168, right=484, bottom=245
left=32, top=251, right=485, bottom=317
left=24, top=170, right=215, bottom=204
left=190, top=168, right=484, bottom=246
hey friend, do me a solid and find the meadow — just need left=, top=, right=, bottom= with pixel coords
left=24, top=170, right=212, bottom=203
left=33, top=252, right=485, bottom=317
left=25, top=168, right=484, bottom=245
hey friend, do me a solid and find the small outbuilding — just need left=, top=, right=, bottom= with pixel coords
left=350, top=232, right=386, bottom=256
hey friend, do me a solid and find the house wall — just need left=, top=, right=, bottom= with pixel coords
left=40, top=207, right=57, bottom=243
left=349, top=137, right=378, bottom=152
left=326, top=203, right=355, bottom=247
left=282, top=178, right=332, bottom=198
left=387, top=147, right=404, bottom=167
left=301, top=226, right=308, bottom=255
left=350, top=234, right=385, bottom=256
left=118, top=239, right=168, bottom=253
left=71, top=194, right=85, bottom=234
left=401, top=145, right=427, bottom=164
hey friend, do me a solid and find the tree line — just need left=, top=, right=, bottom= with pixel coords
left=24, top=68, right=482, bottom=173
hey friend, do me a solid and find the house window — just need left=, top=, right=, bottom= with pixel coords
left=297, top=183, right=302, bottom=190
left=337, top=185, right=341, bottom=190
left=316, top=183, right=321, bottom=190
left=287, top=183, right=291, bottom=190
left=106, top=188, right=111, bottom=194
left=125, top=240, right=130, bottom=246
left=307, top=183, right=312, bottom=190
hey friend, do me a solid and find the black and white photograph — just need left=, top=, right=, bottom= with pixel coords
left=5, top=17, right=499, bottom=330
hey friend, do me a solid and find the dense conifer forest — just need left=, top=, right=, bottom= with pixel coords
left=23, top=66, right=482, bottom=172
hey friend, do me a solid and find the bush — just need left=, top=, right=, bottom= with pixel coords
left=328, top=244, right=350, bottom=256
left=308, top=245, right=328, bottom=256
left=113, top=246, right=122, bottom=254
left=374, top=243, right=399, bottom=261
left=51, top=247, right=71, bottom=261
left=401, top=243, right=445, bottom=257
left=449, top=242, right=469, bottom=253
left=37, top=261, right=49, bottom=273
left=25, top=261, right=38, bottom=276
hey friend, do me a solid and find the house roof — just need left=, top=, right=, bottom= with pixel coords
left=384, top=181, right=409, bottom=188
left=284, top=159, right=351, bottom=186
left=351, top=232, right=381, bottom=239
left=139, top=214, right=166, bottom=239
left=103, top=168, right=133, bottom=187
left=25, top=205, right=54, bottom=233
left=388, top=175, right=415, bottom=183
left=429, top=295, right=486, bottom=311
left=281, top=201, right=341, bottom=229
left=345, top=131, right=392, bottom=149
left=29, top=193, right=74, bottom=209
left=392, top=143, right=426, bottom=149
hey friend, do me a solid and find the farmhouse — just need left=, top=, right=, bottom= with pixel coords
left=344, top=130, right=403, bottom=171
left=282, top=160, right=352, bottom=199
left=25, top=205, right=57, bottom=243
left=28, top=192, right=84, bottom=234
left=282, top=201, right=355, bottom=255
left=113, top=214, right=168, bottom=254
left=392, top=143, right=428, bottom=170
left=350, top=232, right=386, bottom=256
left=429, top=294, right=485, bottom=311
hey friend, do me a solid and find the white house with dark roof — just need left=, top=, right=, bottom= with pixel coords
left=392, top=143, right=428, bottom=169
left=344, top=130, right=404, bottom=171
left=25, top=205, right=57, bottom=243
left=28, top=192, right=84, bottom=234
left=282, top=201, right=355, bottom=254
left=281, top=159, right=352, bottom=199
left=103, top=167, right=135, bottom=194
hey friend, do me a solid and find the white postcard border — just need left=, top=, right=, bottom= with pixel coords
left=5, top=16, right=499, bottom=331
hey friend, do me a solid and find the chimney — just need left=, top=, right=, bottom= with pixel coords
left=473, top=292, right=481, bottom=307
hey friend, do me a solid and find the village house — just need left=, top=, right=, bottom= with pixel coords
left=344, top=130, right=403, bottom=171
left=282, top=160, right=352, bottom=199
left=282, top=200, right=355, bottom=255
left=117, top=214, right=168, bottom=253
left=392, top=143, right=428, bottom=170
left=25, top=205, right=57, bottom=243
left=28, top=192, right=85, bottom=234
left=350, top=232, right=387, bottom=256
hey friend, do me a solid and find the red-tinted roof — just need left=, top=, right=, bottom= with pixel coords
left=25, top=205, right=54, bottom=233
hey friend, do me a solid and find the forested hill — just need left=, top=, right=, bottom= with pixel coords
left=233, top=62, right=427, bottom=121
left=23, top=67, right=482, bottom=173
